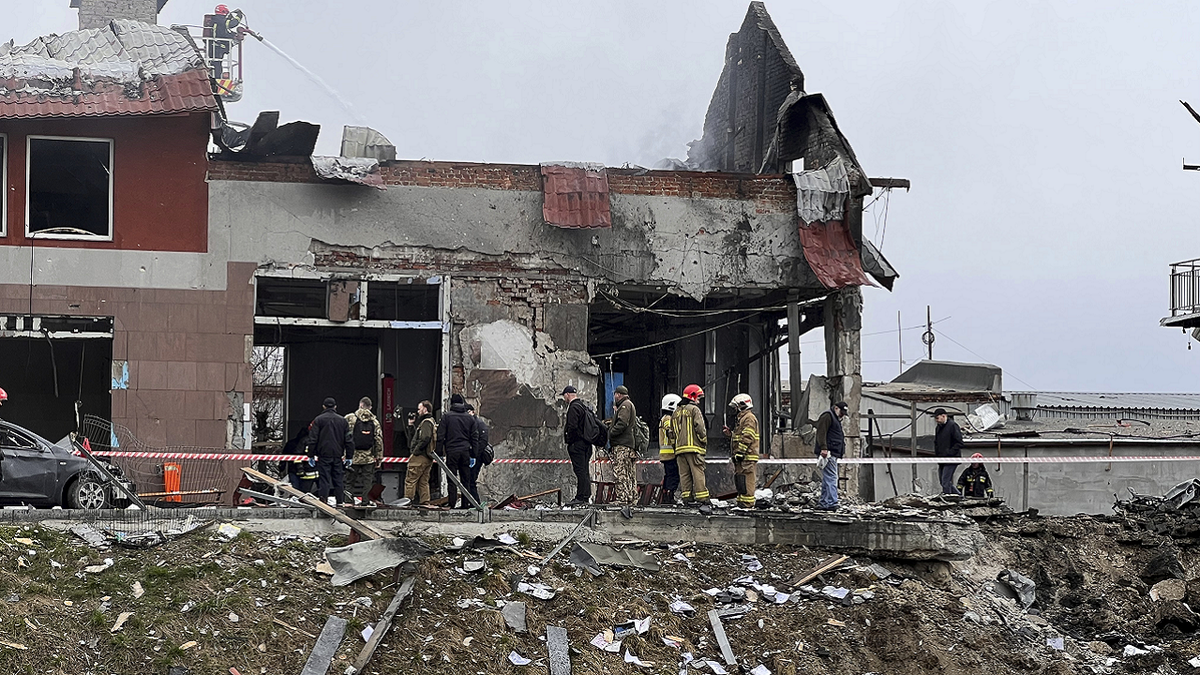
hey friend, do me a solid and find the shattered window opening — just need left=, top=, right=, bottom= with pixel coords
left=26, top=136, right=114, bottom=241
left=255, top=277, right=328, bottom=319
left=364, top=282, right=439, bottom=322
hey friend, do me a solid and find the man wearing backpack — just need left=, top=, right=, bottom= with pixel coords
left=561, top=385, right=598, bottom=506
left=344, top=397, right=385, bottom=505
left=605, top=385, right=639, bottom=507
left=672, top=385, right=711, bottom=513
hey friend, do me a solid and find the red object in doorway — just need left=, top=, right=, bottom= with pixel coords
left=381, top=374, right=395, bottom=456
left=798, top=213, right=874, bottom=289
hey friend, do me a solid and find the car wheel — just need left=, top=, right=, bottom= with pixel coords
left=67, top=474, right=110, bottom=510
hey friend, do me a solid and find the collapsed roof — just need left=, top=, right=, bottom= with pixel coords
left=0, top=20, right=218, bottom=118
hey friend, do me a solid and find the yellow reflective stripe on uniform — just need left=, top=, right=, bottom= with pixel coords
left=671, top=404, right=705, bottom=455
left=659, top=415, right=675, bottom=459
left=693, top=490, right=710, bottom=500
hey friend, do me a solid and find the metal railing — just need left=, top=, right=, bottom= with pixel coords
left=1170, top=258, right=1200, bottom=317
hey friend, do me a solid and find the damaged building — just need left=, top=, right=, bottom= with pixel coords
left=0, top=2, right=899, bottom=502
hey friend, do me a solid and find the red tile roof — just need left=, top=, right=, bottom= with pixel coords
left=0, top=69, right=217, bottom=118
left=540, top=164, right=611, bottom=229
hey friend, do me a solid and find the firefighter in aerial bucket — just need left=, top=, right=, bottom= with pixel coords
left=209, top=5, right=245, bottom=78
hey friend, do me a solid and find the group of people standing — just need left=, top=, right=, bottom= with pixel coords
left=282, top=390, right=993, bottom=511
left=562, top=383, right=762, bottom=512
left=282, top=393, right=490, bottom=509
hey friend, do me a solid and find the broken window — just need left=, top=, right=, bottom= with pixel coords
left=365, top=282, right=439, bottom=321
left=251, top=345, right=286, bottom=442
left=26, top=136, right=113, bottom=240
left=255, top=277, right=328, bottom=318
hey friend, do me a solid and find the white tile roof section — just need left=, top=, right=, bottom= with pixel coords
left=1, top=20, right=204, bottom=81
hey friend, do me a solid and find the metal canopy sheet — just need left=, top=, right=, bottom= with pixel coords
left=797, top=215, right=873, bottom=290
left=324, top=537, right=433, bottom=586
left=541, top=163, right=612, bottom=229
left=312, top=156, right=385, bottom=189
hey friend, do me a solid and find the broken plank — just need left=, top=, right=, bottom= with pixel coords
left=241, top=467, right=386, bottom=540
left=346, top=577, right=416, bottom=675
left=273, top=617, right=317, bottom=640
left=546, top=625, right=572, bottom=675
left=518, top=487, right=562, bottom=506
left=790, top=555, right=849, bottom=588
left=708, top=609, right=737, bottom=667
left=299, top=615, right=348, bottom=675
left=236, top=487, right=314, bottom=509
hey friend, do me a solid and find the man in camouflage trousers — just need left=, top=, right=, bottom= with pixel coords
left=605, top=385, right=638, bottom=506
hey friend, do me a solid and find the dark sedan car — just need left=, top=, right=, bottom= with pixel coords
left=0, top=419, right=135, bottom=509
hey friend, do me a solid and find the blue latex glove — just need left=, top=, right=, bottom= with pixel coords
left=469, top=457, right=477, bottom=468
left=307, top=457, right=317, bottom=467
left=343, top=459, right=353, bottom=469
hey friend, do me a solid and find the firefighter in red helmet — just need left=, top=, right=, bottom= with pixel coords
left=0, top=387, right=7, bottom=405
left=209, top=6, right=244, bottom=78
left=671, top=384, right=710, bottom=512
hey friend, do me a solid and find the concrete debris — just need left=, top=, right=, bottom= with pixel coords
left=507, top=650, right=532, bottom=666
left=299, top=616, right=348, bottom=675
left=996, top=569, right=1037, bottom=609
left=70, top=524, right=109, bottom=548
left=1150, top=578, right=1186, bottom=602
left=217, top=523, right=242, bottom=541
left=546, top=625, right=571, bottom=675
left=501, top=601, right=527, bottom=633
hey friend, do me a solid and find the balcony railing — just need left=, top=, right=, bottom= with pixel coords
left=1170, top=258, right=1200, bottom=318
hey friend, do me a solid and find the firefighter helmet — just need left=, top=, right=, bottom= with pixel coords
left=661, top=393, right=682, bottom=413
left=215, top=4, right=230, bottom=14
left=682, top=384, right=704, bottom=402
left=0, top=388, right=6, bottom=403
left=730, top=393, right=753, bottom=411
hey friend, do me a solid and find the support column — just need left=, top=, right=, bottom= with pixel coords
left=824, top=286, right=862, bottom=498
left=787, top=301, right=802, bottom=431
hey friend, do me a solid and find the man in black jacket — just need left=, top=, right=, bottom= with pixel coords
left=561, top=385, right=592, bottom=506
left=934, top=408, right=964, bottom=495
left=437, top=394, right=477, bottom=509
left=306, top=397, right=353, bottom=506
left=466, top=404, right=489, bottom=497
left=814, top=401, right=848, bottom=510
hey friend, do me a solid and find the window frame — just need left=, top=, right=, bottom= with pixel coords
left=0, top=133, right=7, bottom=237
left=24, top=135, right=115, bottom=242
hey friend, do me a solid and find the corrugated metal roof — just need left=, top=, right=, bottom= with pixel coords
left=1030, top=392, right=1200, bottom=412
left=0, top=21, right=216, bottom=118
left=541, top=163, right=612, bottom=229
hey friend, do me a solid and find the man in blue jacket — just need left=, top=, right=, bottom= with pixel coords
left=813, top=401, right=848, bottom=511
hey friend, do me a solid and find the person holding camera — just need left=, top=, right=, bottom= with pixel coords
left=404, top=400, right=436, bottom=506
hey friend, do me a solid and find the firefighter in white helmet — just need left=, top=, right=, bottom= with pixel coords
left=658, top=394, right=682, bottom=505
left=724, top=393, right=760, bottom=508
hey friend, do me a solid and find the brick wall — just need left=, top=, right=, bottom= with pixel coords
left=0, top=262, right=254, bottom=449
left=208, top=160, right=797, bottom=211
left=77, top=0, right=159, bottom=29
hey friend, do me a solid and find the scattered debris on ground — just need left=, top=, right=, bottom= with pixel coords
left=12, top=493, right=1200, bottom=673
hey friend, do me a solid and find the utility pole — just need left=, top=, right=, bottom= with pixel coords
left=922, top=305, right=935, bottom=361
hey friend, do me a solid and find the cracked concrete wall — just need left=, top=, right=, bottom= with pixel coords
left=207, top=181, right=821, bottom=301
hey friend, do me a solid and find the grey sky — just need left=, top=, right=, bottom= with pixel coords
left=16, top=1, right=1200, bottom=392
